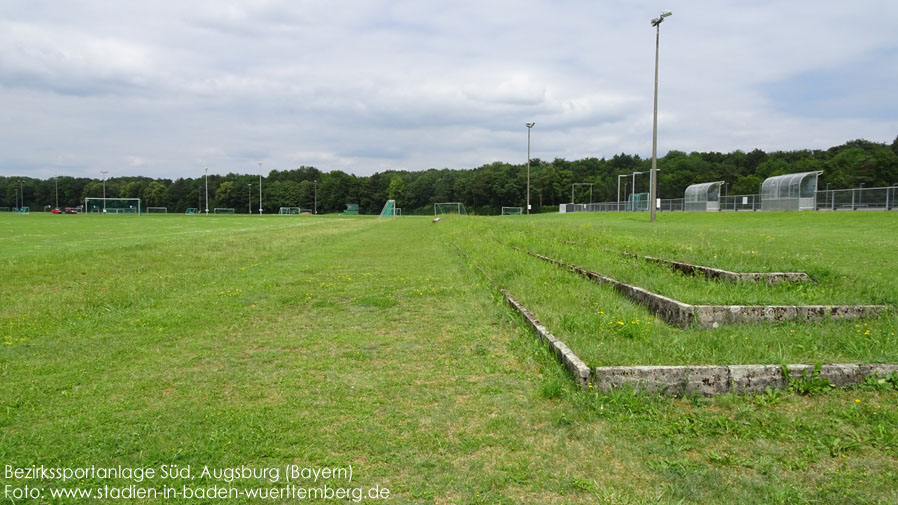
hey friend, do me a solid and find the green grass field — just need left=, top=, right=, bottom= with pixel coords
left=1, top=212, right=896, bottom=504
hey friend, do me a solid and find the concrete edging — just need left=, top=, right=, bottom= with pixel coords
left=628, top=253, right=811, bottom=285
left=452, top=242, right=590, bottom=388
left=501, top=289, right=591, bottom=388
left=521, top=248, right=888, bottom=329
left=594, top=364, right=898, bottom=396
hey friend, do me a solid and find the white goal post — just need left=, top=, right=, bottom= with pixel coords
left=501, top=206, right=523, bottom=215
left=85, top=198, right=141, bottom=215
left=147, top=207, right=168, bottom=214
left=434, top=202, right=467, bottom=216
left=213, top=208, right=236, bottom=214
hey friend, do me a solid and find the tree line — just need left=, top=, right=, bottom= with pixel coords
left=3, top=137, right=897, bottom=215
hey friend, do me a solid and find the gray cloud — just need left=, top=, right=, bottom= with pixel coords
left=1, top=0, right=897, bottom=180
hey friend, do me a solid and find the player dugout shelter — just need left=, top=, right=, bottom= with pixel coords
left=760, top=171, right=822, bottom=211
left=684, top=181, right=724, bottom=212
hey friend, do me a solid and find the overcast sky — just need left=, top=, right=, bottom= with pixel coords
left=2, top=1, right=897, bottom=180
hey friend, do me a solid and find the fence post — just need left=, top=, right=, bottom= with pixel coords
left=851, top=190, right=855, bottom=211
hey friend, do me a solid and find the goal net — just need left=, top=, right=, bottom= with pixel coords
left=213, top=208, right=235, bottom=214
left=147, top=207, right=168, bottom=214
left=501, top=206, right=523, bottom=215
left=378, top=200, right=396, bottom=218
left=280, top=207, right=300, bottom=214
left=434, top=202, right=467, bottom=216
left=85, top=198, right=141, bottom=215
left=185, top=208, right=198, bottom=215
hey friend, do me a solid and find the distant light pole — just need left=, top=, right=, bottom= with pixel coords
left=14, top=188, right=18, bottom=210
left=617, top=174, right=629, bottom=212
left=257, top=162, right=263, bottom=215
left=19, top=180, right=24, bottom=210
left=629, top=170, right=648, bottom=211
left=650, top=10, right=672, bottom=223
left=248, top=184, right=252, bottom=214
left=204, top=168, right=209, bottom=215
left=314, top=180, right=318, bottom=214
left=55, top=176, right=59, bottom=210
left=100, top=171, right=108, bottom=213
left=526, top=122, right=535, bottom=214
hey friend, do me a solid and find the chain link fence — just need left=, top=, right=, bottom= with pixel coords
left=559, top=186, right=897, bottom=213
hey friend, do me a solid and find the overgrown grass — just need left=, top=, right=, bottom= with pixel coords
left=1, top=212, right=896, bottom=504
left=444, top=213, right=897, bottom=366
left=467, top=212, right=898, bottom=306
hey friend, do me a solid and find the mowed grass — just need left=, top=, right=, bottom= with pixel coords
left=0, top=213, right=896, bottom=504
left=444, top=212, right=898, bottom=366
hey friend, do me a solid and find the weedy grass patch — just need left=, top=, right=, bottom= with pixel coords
left=1, top=212, right=896, bottom=504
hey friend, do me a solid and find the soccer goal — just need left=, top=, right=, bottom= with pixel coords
left=147, top=207, right=168, bottom=214
left=279, top=207, right=300, bottom=215
left=0, top=207, right=9, bottom=212
left=213, top=208, right=235, bottom=214
left=501, top=206, right=523, bottom=215
left=378, top=200, right=397, bottom=218
left=434, top=202, right=467, bottom=216
left=185, top=208, right=198, bottom=215
left=85, top=198, right=141, bottom=215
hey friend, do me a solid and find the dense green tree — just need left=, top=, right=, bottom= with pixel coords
left=215, top=181, right=235, bottom=209
left=143, top=181, right=170, bottom=208
left=10, top=138, right=898, bottom=215
left=387, top=176, right=405, bottom=203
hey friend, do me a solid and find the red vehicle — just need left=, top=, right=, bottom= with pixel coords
left=64, top=207, right=78, bottom=214
left=51, top=208, right=62, bottom=214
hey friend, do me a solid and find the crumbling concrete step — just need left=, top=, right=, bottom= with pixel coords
left=627, top=252, right=810, bottom=285
left=501, top=289, right=591, bottom=388
left=594, top=364, right=898, bottom=396
left=520, top=248, right=887, bottom=329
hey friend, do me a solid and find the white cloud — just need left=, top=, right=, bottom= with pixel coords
left=1, top=0, right=896, bottom=179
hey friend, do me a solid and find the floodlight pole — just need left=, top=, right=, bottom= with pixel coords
left=55, top=177, right=58, bottom=210
left=526, top=122, right=535, bottom=214
left=650, top=10, right=672, bottom=223
left=258, top=162, right=263, bottom=215
left=617, top=174, right=628, bottom=212
left=248, top=184, right=252, bottom=214
left=14, top=188, right=18, bottom=210
left=204, top=167, right=209, bottom=215
left=314, top=180, right=318, bottom=214
left=19, top=180, right=24, bottom=210
left=100, top=171, right=108, bottom=213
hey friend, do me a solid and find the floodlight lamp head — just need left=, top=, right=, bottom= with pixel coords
left=526, top=122, right=535, bottom=128
left=651, top=11, right=671, bottom=26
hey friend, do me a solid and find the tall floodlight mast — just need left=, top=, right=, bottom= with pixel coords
left=526, top=122, right=535, bottom=214
left=258, top=162, right=263, bottom=215
left=100, top=171, right=108, bottom=213
left=649, top=10, right=672, bottom=223
left=204, top=168, right=209, bottom=215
